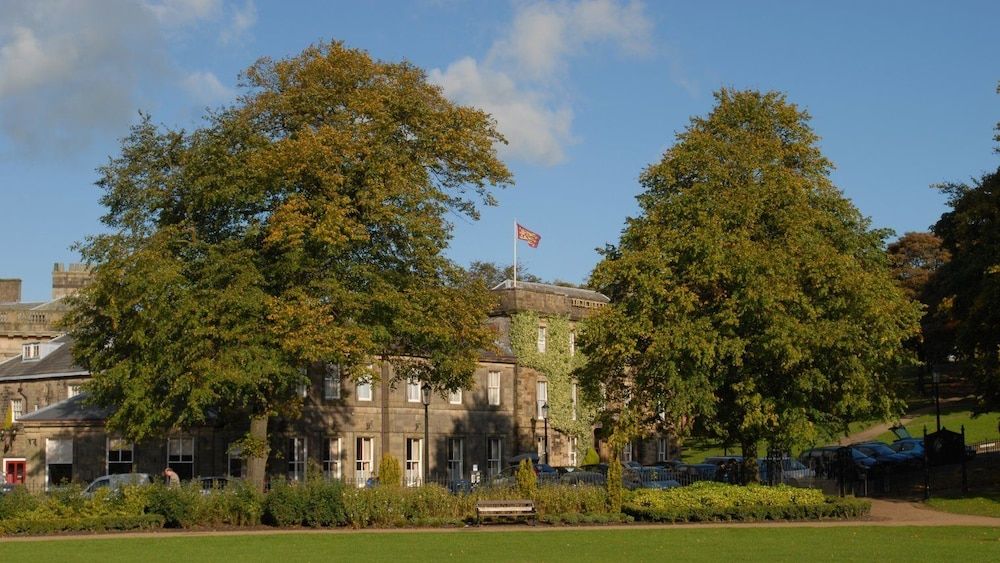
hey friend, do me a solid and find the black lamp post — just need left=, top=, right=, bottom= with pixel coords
left=421, top=383, right=431, bottom=485
left=541, top=402, right=550, bottom=465
left=933, top=370, right=941, bottom=432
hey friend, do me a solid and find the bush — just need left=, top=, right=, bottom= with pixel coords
left=0, top=487, right=40, bottom=519
left=606, top=458, right=623, bottom=513
left=302, top=479, right=346, bottom=527
left=516, top=459, right=537, bottom=498
left=582, top=447, right=600, bottom=466
left=378, top=454, right=403, bottom=488
left=622, top=482, right=872, bottom=523
left=0, top=514, right=164, bottom=535
left=144, top=483, right=203, bottom=527
left=262, top=478, right=307, bottom=526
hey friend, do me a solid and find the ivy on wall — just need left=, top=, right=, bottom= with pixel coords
left=510, top=312, right=596, bottom=458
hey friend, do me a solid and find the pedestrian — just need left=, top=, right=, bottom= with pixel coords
left=163, top=466, right=180, bottom=487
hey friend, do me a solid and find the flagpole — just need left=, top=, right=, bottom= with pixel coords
left=513, top=219, right=518, bottom=288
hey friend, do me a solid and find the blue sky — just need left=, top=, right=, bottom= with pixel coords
left=1, top=0, right=997, bottom=301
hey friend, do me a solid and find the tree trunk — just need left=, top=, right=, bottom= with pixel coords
left=740, top=440, right=760, bottom=484
left=246, top=415, right=269, bottom=492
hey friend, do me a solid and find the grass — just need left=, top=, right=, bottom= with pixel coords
left=927, top=490, right=1000, bottom=518
left=4, top=527, right=1000, bottom=562
left=876, top=410, right=1000, bottom=444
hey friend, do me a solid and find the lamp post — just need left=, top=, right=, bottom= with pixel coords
left=933, top=370, right=941, bottom=432
left=541, top=402, right=550, bottom=465
left=421, top=383, right=431, bottom=485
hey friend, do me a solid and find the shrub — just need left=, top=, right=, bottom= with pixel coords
left=516, top=459, right=537, bottom=498
left=302, top=479, right=346, bottom=527
left=0, top=514, right=164, bottom=536
left=622, top=482, right=872, bottom=523
left=144, top=482, right=203, bottom=527
left=263, top=478, right=306, bottom=526
left=606, top=458, right=623, bottom=513
left=0, top=487, right=40, bottom=519
left=378, top=454, right=403, bottom=488
left=582, top=447, right=600, bottom=466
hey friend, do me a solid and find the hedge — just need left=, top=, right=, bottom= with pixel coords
left=0, top=514, right=164, bottom=535
left=622, top=482, right=871, bottom=523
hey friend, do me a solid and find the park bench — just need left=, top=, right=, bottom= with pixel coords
left=475, top=499, right=536, bottom=525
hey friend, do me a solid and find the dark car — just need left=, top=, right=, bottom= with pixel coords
left=799, top=446, right=877, bottom=479
left=198, top=476, right=231, bottom=494
left=851, top=442, right=911, bottom=466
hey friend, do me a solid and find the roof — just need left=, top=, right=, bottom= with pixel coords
left=17, top=392, right=111, bottom=422
left=490, top=280, right=609, bottom=303
left=0, top=334, right=86, bottom=380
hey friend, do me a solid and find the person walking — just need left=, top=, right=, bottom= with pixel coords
left=163, top=467, right=180, bottom=487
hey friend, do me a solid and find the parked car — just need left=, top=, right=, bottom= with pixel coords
left=888, top=439, right=925, bottom=462
left=673, top=463, right=717, bottom=483
left=82, top=473, right=152, bottom=497
left=799, top=446, right=877, bottom=479
left=198, top=476, right=231, bottom=494
left=560, top=470, right=605, bottom=486
left=0, top=474, right=14, bottom=495
left=758, top=457, right=814, bottom=485
left=850, top=442, right=912, bottom=467
left=633, top=467, right=681, bottom=489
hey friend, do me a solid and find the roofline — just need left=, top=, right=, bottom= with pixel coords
left=0, top=370, right=89, bottom=382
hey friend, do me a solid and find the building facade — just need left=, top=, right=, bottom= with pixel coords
left=3, top=280, right=665, bottom=490
left=0, top=264, right=93, bottom=361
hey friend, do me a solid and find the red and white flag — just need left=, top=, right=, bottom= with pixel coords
left=516, top=223, right=541, bottom=248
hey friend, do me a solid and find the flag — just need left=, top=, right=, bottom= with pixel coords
left=516, top=223, right=541, bottom=248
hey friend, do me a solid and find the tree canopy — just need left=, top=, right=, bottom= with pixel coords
left=932, top=168, right=1000, bottom=408
left=576, top=89, right=921, bottom=462
left=66, top=41, right=512, bottom=488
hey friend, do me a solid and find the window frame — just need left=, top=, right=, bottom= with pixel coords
left=487, top=371, right=501, bottom=406
left=406, top=379, right=421, bottom=403
left=323, top=363, right=341, bottom=400
left=324, top=437, right=342, bottom=480
left=447, top=438, right=464, bottom=482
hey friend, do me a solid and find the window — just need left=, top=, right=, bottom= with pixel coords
left=568, top=437, right=578, bottom=466
left=448, top=388, right=462, bottom=405
left=228, top=444, right=244, bottom=479
left=288, top=437, right=307, bottom=481
left=46, top=438, right=73, bottom=487
left=107, top=437, right=133, bottom=474
left=22, top=343, right=39, bottom=360
left=537, top=326, right=547, bottom=353
left=571, top=383, right=578, bottom=421
left=536, top=381, right=548, bottom=418
left=569, top=331, right=576, bottom=356
left=355, top=437, right=373, bottom=486
left=487, top=438, right=502, bottom=478
left=10, top=398, right=23, bottom=421
left=447, top=438, right=464, bottom=482
left=167, top=436, right=194, bottom=481
left=488, top=371, right=501, bottom=406
left=407, top=379, right=421, bottom=403
left=323, top=363, right=341, bottom=400
left=324, top=438, right=342, bottom=479
left=356, top=378, right=373, bottom=401
left=67, top=384, right=81, bottom=399
left=657, top=437, right=668, bottom=463
left=621, top=441, right=634, bottom=463
left=405, top=438, right=422, bottom=486
left=298, top=367, right=308, bottom=398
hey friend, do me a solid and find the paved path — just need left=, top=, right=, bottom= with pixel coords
left=4, top=498, right=999, bottom=543
left=837, top=396, right=971, bottom=445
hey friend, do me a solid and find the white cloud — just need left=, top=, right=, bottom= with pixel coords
left=146, top=0, right=222, bottom=26
left=431, top=0, right=652, bottom=165
left=183, top=71, right=236, bottom=105
left=220, top=0, right=257, bottom=44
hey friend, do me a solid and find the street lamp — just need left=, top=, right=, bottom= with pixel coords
left=541, top=402, right=550, bottom=465
left=421, top=383, right=431, bottom=485
left=933, top=370, right=941, bottom=432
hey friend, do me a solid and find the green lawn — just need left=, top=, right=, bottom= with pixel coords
left=927, top=491, right=1000, bottom=518
left=876, top=410, right=1000, bottom=444
left=4, top=527, right=1000, bottom=562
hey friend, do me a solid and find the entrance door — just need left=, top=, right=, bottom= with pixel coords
left=5, top=460, right=26, bottom=484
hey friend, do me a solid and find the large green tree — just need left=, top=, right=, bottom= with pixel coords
left=577, top=90, right=921, bottom=473
left=932, top=169, right=1000, bottom=409
left=66, top=41, right=512, bottom=489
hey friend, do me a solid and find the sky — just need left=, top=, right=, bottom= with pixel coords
left=0, top=0, right=997, bottom=302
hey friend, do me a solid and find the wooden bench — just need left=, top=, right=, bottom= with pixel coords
left=475, top=499, right=536, bottom=525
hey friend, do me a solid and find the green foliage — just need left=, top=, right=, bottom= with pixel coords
left=582, top=447, right=600, bottom=466
left=515, top=459, right=537, bottom=497
left=606, top=457, right=623, bottom=513
left=578, top=88, right=922, bottom=455
left=0, top=486, right=39, bottom=519
left=933, top=167, right=1000, bottom=409
left=0, top=514, right=164, bottom=535
left=145, top=483, right=203, bottom=528
left=623, top=481, right=871, bottom=522
left=378, top=454, right=403, bottom=488
left=66, top=40, right=512, bottom=489
left=510, top=312, right=595, bottom=457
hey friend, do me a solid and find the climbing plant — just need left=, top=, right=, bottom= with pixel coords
left=510, top=312, right=596, bottom=459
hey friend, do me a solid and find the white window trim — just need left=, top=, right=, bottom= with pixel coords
left=537, top=326, right=547, bottom=353
left=289, top=437, right=307, bottom=481
left=325, top=437, right=342, bottom=480
left=106, top=437, right=134, bottom=473
left=488, top=437, right=502, bottom=478
left=324, top=363, right=341, bottom=400
left=357, top=379, right=373, bottom=402
left=536, top=381, right=548, bottom=419
left=488, top=371, right=501, bottom=406
left=448, top=388, right=462, bottom=405
left=10, top=398, right=24, bottom=421
left=355, top=437, right=374, bottom=487
left=407, top=379, right=421, bottom=403
left=22, top=343, right=39, bottom=361
left=405, top=438, right=422, bottom=486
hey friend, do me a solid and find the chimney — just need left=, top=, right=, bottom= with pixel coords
left=52, top=263, right=93, bottom=300
left=0, top=279, right=21, bottom=303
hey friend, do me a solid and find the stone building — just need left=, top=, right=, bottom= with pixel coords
left=0, top=264, right=93, bottom=361
left=2, top=281, right=632, bottom=488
